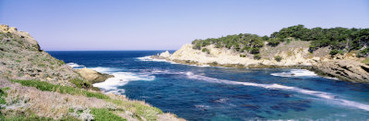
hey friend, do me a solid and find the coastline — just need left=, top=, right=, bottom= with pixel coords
left=0, top=24, right=184, bottom=121
left=151, top=43, right=369, bottom=83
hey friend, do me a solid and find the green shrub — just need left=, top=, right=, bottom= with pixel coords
left=91, top=108, right=126, bottom=121
left=267, top=38, right=280, bottom=47
left=358, top=48, right=369, bottom=57
left=250, top=48, right=260, bottom=54
left=70, top=78, right=92, bottom=89
left=274, top=56, right=283, bottom=62
left=254, top=54, right=261, bottom=60
left=240, top=54, right=246, bottom=57
left=0, top=87, right=9, bottom=105
left=201, top=48, right=210, bottom=54
left=10, top=80, right=109, bottom=99
left=330, top=49, right=339, bottom=56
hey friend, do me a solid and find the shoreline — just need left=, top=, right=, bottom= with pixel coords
left=150, top=55, right=366, bottom=83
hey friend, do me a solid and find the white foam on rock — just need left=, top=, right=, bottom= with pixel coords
left=93, top=72, right=155, bottom=94
left=271, top=69, right=318, bottom=77
left=66, top=62, right=85, bottom=68
left=88, top=67, right=122, bottom=74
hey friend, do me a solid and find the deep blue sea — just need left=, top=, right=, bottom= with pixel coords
left=48, top=51, right=369, bottom=121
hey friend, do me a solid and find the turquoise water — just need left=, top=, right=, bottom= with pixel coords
left=49, top=51, right=369, bottom=121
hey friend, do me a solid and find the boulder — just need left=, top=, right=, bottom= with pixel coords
left=313, top=60, right=369, bottom=83
left=75, top=68, right=113, bottom=84
left=159, top=50, right=171, bottom=58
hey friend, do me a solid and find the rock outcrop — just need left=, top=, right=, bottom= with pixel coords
left=159, top=41, right=325, bottom=67
left=155, top=41, right=369, bottom=83
left=0, top=24, right=184, bottom=120
left=0, top=25, right=81, bottom=86
left=76, top=68, right=114, bottom=84
left=313, top=60, right=369, bottom=83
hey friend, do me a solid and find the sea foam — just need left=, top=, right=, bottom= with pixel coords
left=89, top=67, right=122, bottom=74
left=136, top=56, right=168, bottom=62
left=271, top=69, right=317, bottom=77
left=93, top=72, right=155, bottom=94
left=137, top=56, right=211, bottom=68
left=66, top=62, right=85, bottom=68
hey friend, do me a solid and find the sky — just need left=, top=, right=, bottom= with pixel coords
left=0, top=0, right=369, bottom=50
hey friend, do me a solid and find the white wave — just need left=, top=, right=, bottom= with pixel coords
left=66, top=62, right=85, bottom=68
left=88, top=67, right=122, bottom=74
left=271, top=69, right=317, bottom=77
left=184, top=71, right=369, bottom=111
left=137, top=56, right=211, bottom=68
left=136, top=56, right=168, bottom=62
left=93, top=72, right=155, bottom=94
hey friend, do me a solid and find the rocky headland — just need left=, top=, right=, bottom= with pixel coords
left=153, top=25, right=369, bottom=83
left=0, top=24, right=184, bottom=121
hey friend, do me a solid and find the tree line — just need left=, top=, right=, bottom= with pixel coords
left=191, top=25, right=369, bottom=57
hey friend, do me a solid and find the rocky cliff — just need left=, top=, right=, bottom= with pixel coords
left=155, top=41, right=369, bottom=83
left=0, top=25, right=184, bottom=121
left=0, top=25, right=81, bottom=86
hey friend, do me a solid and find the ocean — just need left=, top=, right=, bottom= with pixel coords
left=48, top=51, right=369, bottom=121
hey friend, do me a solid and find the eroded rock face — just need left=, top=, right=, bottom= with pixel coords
left=0, top=24, right=81, bottom=86
left=75, top=68, right=113, bottom=84
left=159, top=50, right=171, bottom=58
left=159, top=41, right=322, bottom=67
left=313, top=60, right=369, bottom=83
left=157, top=41, right=369, bottom=83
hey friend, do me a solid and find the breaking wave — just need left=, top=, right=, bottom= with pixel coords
left=183, top=71, right=369, bottom=111
left=137, top=56, right=211, bottom=68
left=66, top=62, right=85, bottom=68
left=271, top=69, right=317, bottom=77
left=144, top=69, right=369, bottom=112
left=93, top=72, right=155, bottom=94
left=136, top=56, right=168, bottom=62
left=89, top=67, right=123, bottom=74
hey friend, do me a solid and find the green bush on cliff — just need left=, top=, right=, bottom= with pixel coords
left=271, top=25, right=369, bottom=55
left=70, top=78, right=93, bottom=89
left=254, top=54, right=261, bottom=60
left=191, top=25, right=369, bottom=57
left=274, top=56, right=283, bottom=62
left=0, top=87, right=9, bottom=105
left=10, top=80, right=109, bottom=99
left=191, top=33, right=265, bottom=55
left=202, top=48, right=210, bottom=54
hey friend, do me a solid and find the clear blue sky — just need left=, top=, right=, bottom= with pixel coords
left=1, top=0, right=368, bottom=50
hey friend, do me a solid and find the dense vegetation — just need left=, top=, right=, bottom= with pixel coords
left=192, top=25, right=369, bottom=57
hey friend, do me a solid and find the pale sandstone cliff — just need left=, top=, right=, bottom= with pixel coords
left=155, top=41, right=369, bottom=83
left=165, top=41, right=323, bottom=67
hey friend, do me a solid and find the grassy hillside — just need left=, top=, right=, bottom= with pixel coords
left=0, top=25, right=183, bottom=120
